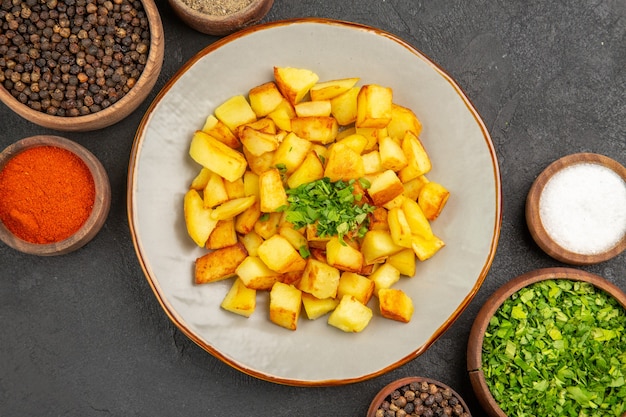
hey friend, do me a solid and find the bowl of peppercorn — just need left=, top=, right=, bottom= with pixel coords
left=168, top=0, right=273, bottom=36
left=0, top=134, right=111, bottom=255
left=0, top=0, right=164, bottom=132
left=367, top=376, right=472, bottom=417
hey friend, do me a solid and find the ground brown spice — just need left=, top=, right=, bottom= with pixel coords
left=182, top=0, right=254, bottom=16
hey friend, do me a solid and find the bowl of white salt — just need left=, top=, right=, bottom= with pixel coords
left=526, top=153, right=626, bottom=265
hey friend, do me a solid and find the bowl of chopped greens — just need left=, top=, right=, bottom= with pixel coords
left=467, top=267, right=626, bottom=417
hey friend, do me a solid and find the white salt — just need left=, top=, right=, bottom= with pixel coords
left=539, top=162, right=626, bottom=255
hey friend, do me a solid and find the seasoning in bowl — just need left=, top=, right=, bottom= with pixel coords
left=0, top=135, right=110, bottom=255
left=0, top=145, right=94, bottom=243
left=367, top=376, right=472, bottom=417
left=468, top=268, right=626, bottom=417
left=0, top=0, right=151, bottom=117
left=526, top=153, right=626, bottom=265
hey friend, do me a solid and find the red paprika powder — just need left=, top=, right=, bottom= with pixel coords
left=0, top=146, right=96, bottom=244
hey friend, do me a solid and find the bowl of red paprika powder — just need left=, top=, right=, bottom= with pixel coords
left=0, top=135, right=110, bottom=256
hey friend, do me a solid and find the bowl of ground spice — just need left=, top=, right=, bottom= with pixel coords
left=468, top=267, right=626, bottom=417
left=367, top=376, right=472, bottom=417
left=167, top=0, right=273, bottom=36
left=0, top=0, right=164, bottom=132
left=0, top=135, right=110, bottom=255
left=526, top=153, right=626, bottom=265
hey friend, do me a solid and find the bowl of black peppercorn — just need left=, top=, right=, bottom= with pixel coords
left=0, top=0, right=164, bottom=132
left=367, top=376, right=472, bottom=417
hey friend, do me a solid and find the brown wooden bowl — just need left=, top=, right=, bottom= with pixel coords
left=467, top=267, right=626, bottom=417
left=0, top=0, right=164, bottom=132
left=526, top=153, right=626, bottom=265
left=168, top=0, right=273, bottom=36
left=367, top=376, right=472, bottom=417
left=0, top=135, right=111, bottom=256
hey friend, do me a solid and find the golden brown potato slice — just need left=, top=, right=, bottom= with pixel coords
left=310, top=77, right=359, bottom=101
left=220, top=278, right=256, bottom=318
left=325, top=236, right=364, bottom=273
left=336, top=271, right=375, bottom=305
left=195, top=242, right=248, bottom=284
left=235, top=256, right=282, bottom=291
left=301, top=293, right=340, bottom=320
left=189, top=130, right=247, bottom=182
left=368, top=169, right=404, bottom=206
left=215, top=95, right=257, bottom=132
left=379, top=288, right=414, bottom=323
left=327, top=295, right=372, bottom=333
left=386, top=103, right=422, bottom=141
left=206, top=219, right=238, bottom=250
left=290, top=116, right=338, bottom=145
left=269, top=282, right=302, bottom=330
left=248, top=81, right=284, bottom=117
left=287, top=151, right=325, bottom=189
left=356, top=84, right=393, bottom=128
left=258, top=168, right=288, bottom=212
left=273, top=66, right=319, bottom=105
left=183, top=189, right=218, bottom=247
left=418, top=182, right=450, bottom=221
left=323, top=142, right=365, bottom=182
left=298, top=258, right=341, bottom=300
left=272, top=132, right=312, bottom=174
left=258, top=234, right=307, bottom=274
left=330, top=86, right=360, bottom=126
left=361, top=229, right=404, bottom=265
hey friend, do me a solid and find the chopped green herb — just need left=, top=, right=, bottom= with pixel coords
left=482, top=279, right=626, bottom=417
left=282, top=177, right=375, bottom=244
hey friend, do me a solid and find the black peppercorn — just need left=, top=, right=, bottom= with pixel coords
left=374, top=380, right=470, bottom=417
left=1, top=0, right=150, bottom=116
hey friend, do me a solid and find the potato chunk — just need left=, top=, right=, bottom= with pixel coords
left=258, top=234, right=307, bottom=274
left=301, top=293, right=339, bottom=320
left=269, top=282, right=302, bottom=330
left=418, top=182, right=450, bottom=221
left=298, top=258, right=341, bottom=299
left=189, top=130, right=247, bottom=182
left=195, top=243, right=248, bottom=284
left=183, top=189, right=218, bottom=247
left=325, top=236, right=364, bottom=273
left=235, top=255, right=282, bottom=291
left=249, top=81, right=284, bottom=117
left=328, top=295, right=373, bottom=333
left=379, top=288, right=414, bottom=323
left=258, top=168, right=288, bottom=212
left=336, top=271, right=375, bottom=305
left=274, top=66, right=319, bottom=105
left=356, top=84, right=393, bottom=128
left=220, top=278, right=256, bottom=318
left=368, top=169, right=404, bottom=206
left=214, top=95, right=257, bottom=132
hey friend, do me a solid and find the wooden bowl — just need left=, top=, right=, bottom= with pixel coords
left=0, top=135, right=111, bottom=256
left=367, top=376, right=472, bottom=417
left=168, top=0, right=273, bottom=36
left=526, top=153, right=626, bottom=265
left=0, top=0, right=164, bottom=132
left=467, top=267, right=626, bottom=417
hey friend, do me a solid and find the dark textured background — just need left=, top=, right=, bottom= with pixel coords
left=1, top=0, right=625, bottom=415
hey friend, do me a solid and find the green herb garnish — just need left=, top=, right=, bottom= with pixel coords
left=281, top=177, right=375, bottom=244
left=482, top=279, right=626, bottom=417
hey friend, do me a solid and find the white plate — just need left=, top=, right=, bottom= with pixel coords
left=128, top=18, right=502, bottom=386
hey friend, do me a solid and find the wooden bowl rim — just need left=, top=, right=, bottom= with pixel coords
left=167, top=0, right=274, bottom=36
left=366, top=376, right=472, bottom=417
left=0, top=0, right=164, bottom=132
left=525, top=152, right=626, bottom=265
left=467, top=267, right=626, bottom=417
left=0, top=135, right=111, bottom=256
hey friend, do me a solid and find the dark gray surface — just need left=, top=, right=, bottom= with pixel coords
left=1, top=1, right=625, bottom=416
